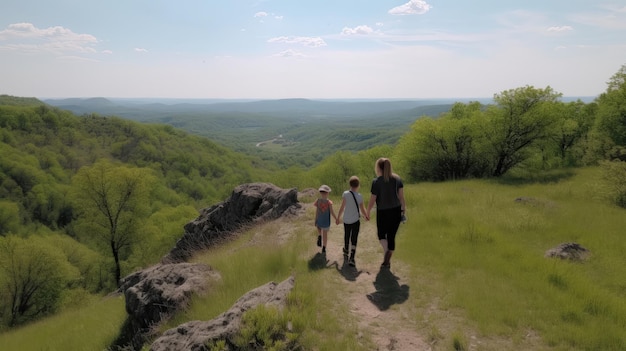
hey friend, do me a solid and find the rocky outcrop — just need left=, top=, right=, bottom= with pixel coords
left=113, top=183, right=301, bottom=350
left=150, top=276, right=295, bottom=351
left=164, top=183, right=301, bottom=263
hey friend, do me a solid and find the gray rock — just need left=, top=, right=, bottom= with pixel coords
left=164, top=183, right=301, bottom=263
left=114, top=263, right=220, bottom=350
left=545, top=242, right=590, bottom=261
left=149, top=276, right=295, bottom=351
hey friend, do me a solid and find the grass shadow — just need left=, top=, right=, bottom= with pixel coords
left=366, top=268, right=410, bottom=311
left=495, top=168, right=576, bottom=186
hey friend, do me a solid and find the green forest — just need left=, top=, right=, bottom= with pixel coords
left=0, top=63, right=625, bottom=334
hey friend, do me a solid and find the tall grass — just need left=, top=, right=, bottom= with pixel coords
left=398, top=167, right=626, bottom=350
left=0, top=295, right=126, bottom=351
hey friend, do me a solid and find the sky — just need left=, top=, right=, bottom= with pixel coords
left=1, top=0, right=625, bottom=100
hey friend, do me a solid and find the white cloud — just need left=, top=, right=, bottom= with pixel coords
left=254, top=12, right=268, bottom=18
left=268, top=36, right=327, bottom=47
left=341, top=25, right=375, bottom=36
left=0, top=22, right=98, bottom=54
left=388, top=0, right=432, bottom=15
left=102, top=50, right=113, bottom=54
left=134, top=48, right=148, bottom=53
left=547, top=25, right=573, bottom=32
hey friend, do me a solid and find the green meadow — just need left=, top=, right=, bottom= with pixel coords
left=2, top=166, right=625, bottom=350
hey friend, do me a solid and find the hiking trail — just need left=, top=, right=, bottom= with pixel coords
left=306, top=209, right=432, bottom=351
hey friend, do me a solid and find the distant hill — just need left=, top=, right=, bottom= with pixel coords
left=0, top=94, right=45, bottom=106
left=42, top=95, right=594, bottom=168
left=42, top=97, right=463, bottom=165
left=42, top=97, right=499, bottom=119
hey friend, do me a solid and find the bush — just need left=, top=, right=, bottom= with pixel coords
left=599, top=160, right=626, bottom=207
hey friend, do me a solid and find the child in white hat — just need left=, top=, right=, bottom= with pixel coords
left=314, top=184, right=337, bottom=254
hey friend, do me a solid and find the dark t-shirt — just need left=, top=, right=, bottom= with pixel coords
left=370, top=176, right=403, bottom=210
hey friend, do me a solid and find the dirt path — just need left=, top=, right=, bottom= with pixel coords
left=314, top=217, right=433, bottom=351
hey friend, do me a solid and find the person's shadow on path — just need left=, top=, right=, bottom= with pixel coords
left=366, top=268, right=410, bottom=311
left=335, top=256, right=363, bottom=281
left=308, top=253, right=364, bottom=282
left=308, top=252, right=330, bottom=271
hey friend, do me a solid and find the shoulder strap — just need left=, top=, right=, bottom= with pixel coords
left=349, top=191, right=360, bottom=216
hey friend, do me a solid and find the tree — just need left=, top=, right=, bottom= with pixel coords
left=71, top=160, right=154, bottom=287
left=0, top=236, right=76, bottom=327
left=0, top=201, right=20, bottom=236
left=396, top=102, right=488, bottom=181
left=547, top=100, right=596, bottom=166
left=310, top=151, right=360, bottom=194
left=593, top=64, right=626, bottom=159
left=485, top=86, right=562, bottom=176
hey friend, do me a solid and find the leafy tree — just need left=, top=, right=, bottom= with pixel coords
left=547, top=100, right=597, bottom=166
left=71, top=160, right=155, bottom=286
left=46, top=234, right=110, bottom=293
left=127, top=204, right=198, bottom=269
left=599, top=160, right=626, bottom=208
left=0, top=201, right=20, bottom=236
left=485, top=86, right=563, bottom=176
left=350, top=144, right=396, bottom=185
left=396, top=102, right=488, bottom=181
left=310, top=151, right=360, bottom=194
left=0, top=236, right=77, bottom=327
left=593, top=64, right=626, bottom=160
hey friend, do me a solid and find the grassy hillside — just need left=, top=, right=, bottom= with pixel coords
left=3, top=167, right=625, bottom=350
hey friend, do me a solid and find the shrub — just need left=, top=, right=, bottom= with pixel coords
left=599, top=160, right=626, bottom=207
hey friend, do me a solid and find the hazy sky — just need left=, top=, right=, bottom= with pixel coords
left=1, top=0, right=625, bottom=99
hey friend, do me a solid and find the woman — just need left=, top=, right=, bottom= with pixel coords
left=366, top=158, right=406, bottom=269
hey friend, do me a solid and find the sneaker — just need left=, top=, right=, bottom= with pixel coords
left=349, top=257, right=355, bottom=267
left=380, top=262, right=390, bottom=269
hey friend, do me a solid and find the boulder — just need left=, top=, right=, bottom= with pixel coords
left=545, top=242, right=590, bottom=261
left=150, top=276, right=295, bottom=351
left=164, top=183, right=301, bottom=263
left=114, top=263, right=220, bottom=350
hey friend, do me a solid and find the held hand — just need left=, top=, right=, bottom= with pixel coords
left=335, top=218, right=340, bottom=225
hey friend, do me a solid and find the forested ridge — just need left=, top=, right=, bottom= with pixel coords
left=0, top=97, right=275, bottom=327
